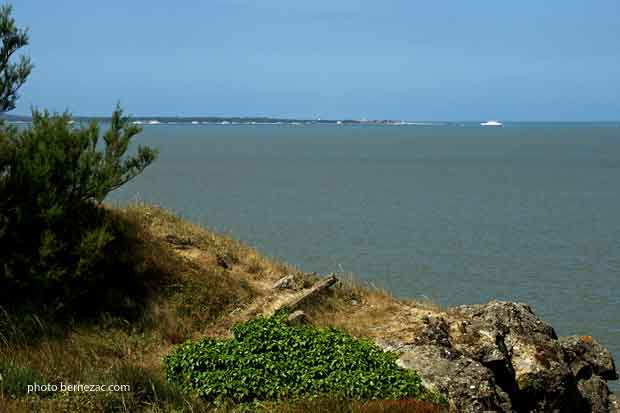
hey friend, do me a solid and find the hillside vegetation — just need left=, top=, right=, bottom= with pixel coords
left=0, top=203, right=444, bottom=412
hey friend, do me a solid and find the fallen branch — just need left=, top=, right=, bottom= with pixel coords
left=281, top=274, right=339, bottom=311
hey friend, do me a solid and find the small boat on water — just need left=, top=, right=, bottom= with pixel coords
left=480, top=120, right=503, bottom=127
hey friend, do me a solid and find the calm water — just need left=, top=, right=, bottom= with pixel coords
left=109, top=124, right=620, bottom=388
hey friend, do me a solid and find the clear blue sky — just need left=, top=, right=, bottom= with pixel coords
left=10, top=1, right=620, bottom=120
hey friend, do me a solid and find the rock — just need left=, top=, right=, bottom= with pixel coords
left=397, top=345, right=512, bottom=413
left=286, top=310, right=311, bottom=326
left=414, top=314, right=451, bottom=348
left=448, top=301, right=586, bottom=412
left=609, top=393, right=620, bottom=413
left=379, top=300, right=618, bottom=412
left=216, top=254, right=230, bottom=269
left=577, top=375, right=611, bottom=412
left=560, top=335, right=619, bottom=381
left=273, top=274, right=296, bottom=290
left=375, top=338, right=417, bottom=353
left=273, top=273, right=317, bottom=290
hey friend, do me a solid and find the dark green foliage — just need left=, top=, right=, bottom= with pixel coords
left=164, top=311, right=440, bottom=405
left=0, top=4, right=33, bottom=113
left=0, top=5, right=158, bottom=314
left=0, top=108, right=158, bottom=311
left=0, top=361, right=45, bottom=398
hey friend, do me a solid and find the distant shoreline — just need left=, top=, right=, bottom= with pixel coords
left=2, top=114, right=619, bottom=127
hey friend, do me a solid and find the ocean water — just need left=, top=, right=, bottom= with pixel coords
left=108, top=123, right=620, bottom=389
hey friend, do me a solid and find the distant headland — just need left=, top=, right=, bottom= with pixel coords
left=1, top=113, right=426, bottom=126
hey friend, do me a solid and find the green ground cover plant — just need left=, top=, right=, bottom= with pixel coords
left=164, top=310, right=442, bottom=405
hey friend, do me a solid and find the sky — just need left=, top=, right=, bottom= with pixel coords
left=9, top=0, right=620, bottom=120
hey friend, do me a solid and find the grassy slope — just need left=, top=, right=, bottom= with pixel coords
left=0, top=204, right=444, bottom=412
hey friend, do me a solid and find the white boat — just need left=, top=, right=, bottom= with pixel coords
left=480, top=120, right=503, bottom=127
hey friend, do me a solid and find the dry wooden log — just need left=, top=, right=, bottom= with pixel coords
left=281, top=274, right=339, bottom=311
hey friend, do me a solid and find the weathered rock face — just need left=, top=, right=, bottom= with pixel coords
left=609, top=393, right=620, bottom=413
left=560, top=335, right=618, bottom=413
left=286, top=309, right=312, bottom=326
left=378, top=300, right=618, bottom=412
left=560, top=335, right=618, bottom=381
left=397, top=345, right=512, bottom=413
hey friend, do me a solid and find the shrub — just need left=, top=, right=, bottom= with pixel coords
left=0, top=4, right=158, bottom=314
left=0, top=361, right=46, bottom=398
left=0, top=108, right=158, bottom=310
left=164, top=311, right=441, bottom=405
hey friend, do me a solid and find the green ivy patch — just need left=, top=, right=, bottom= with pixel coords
left=164, top=311, right=440, bottom=404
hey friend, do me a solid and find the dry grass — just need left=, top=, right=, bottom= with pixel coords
left=267, top=398, right=447, bottom=413
left=300, top=273, right=443, bottom=345
left=0, top=202, right=442, bottom=412
left=0, top=203, right=295, bottom=412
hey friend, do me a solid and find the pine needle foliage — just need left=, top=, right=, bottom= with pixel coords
left=0, top=108, right=157, bottom=310
left=0, top=5, right=159, bottom=311
left=0, top=4, right=32, bottom=113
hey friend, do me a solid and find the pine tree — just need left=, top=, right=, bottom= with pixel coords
left=0, top=4, right=32, bottom=113
left=0, top=4, right=158, bottom=310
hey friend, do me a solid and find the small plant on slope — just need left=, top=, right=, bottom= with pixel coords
left=164, top=310, right=442, bottom=405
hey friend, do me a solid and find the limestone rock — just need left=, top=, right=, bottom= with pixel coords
left=397, top=345, right=511, bottom=413
left=609, top=393, right=620, bottom=413
left=414, top=314, right=451, bottom=348
left=286, top=310, right=311, bottom=326
left=448, top=301, right=585, bottom=412
left=577, top=375, right=611, bottom=413
left=560, top=335, right=619, bottom=381
left=377, top=300, right=618, bottom=412
left=216, top=254, right=231, bottom=269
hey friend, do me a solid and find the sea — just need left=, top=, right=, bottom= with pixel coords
left=107, top=122, right=620, bottom=390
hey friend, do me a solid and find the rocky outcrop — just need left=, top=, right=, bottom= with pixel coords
left=286, top=309, right=312, bottom=326
left=397, top=345, right=512, bottom=412
left=560, top=335, right=619, bottom=381
left=560, top=335, right=619, bottom=413
left=377, top=300, right=618, bottom=412
left=609, top=393, right=620, bottom=413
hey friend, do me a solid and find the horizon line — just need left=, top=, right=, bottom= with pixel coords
left=3, top=113, right=620, bottom=124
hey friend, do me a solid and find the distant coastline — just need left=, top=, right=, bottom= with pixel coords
left=1, top=113, right=421, bottom=126
left=3, top=114, right=619, bottom=127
